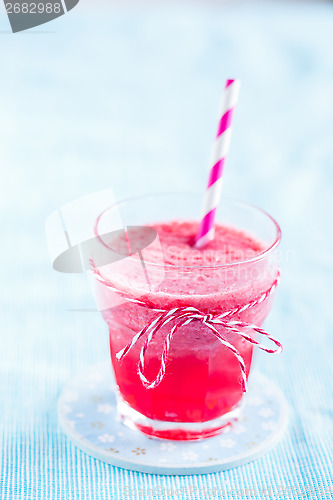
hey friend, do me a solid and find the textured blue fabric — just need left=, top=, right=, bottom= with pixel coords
left=1, top=1, right=333, bottom=498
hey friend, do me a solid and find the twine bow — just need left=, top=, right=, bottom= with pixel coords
left=113, top=273, right=282, bottom=393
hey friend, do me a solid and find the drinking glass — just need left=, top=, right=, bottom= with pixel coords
left=90, top=193, right=281, bottom=440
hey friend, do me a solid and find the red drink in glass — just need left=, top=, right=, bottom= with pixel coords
left=91, top=194, right=281, bottom=440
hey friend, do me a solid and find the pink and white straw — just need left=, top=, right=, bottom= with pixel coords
left=195, top=79, right=241, bottom=249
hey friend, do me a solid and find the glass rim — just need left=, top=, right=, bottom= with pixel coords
left=95, top=191, right=282, bottom=270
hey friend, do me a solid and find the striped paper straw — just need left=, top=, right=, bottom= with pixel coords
left=195, top=79, right=241, bottom=249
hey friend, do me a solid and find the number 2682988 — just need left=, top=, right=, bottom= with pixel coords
left=5, top=3, right=62, bottom=14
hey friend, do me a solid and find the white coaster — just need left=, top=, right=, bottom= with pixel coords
left=58, top=363, right=288, bottom=475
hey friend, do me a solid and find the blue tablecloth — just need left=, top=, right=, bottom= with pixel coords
left=1, top=1, right=333, bottom=498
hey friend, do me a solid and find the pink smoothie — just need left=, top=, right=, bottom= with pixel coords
left=95, top=220, right=276, bottom=439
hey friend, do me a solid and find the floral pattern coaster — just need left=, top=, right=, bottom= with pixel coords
left=58, top=363, right=288, bottom=475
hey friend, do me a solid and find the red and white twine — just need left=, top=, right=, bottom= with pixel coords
left=92, top=264, right=282, bottom=393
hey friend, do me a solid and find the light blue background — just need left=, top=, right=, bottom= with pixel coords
left=0, top=1, right=332, bottom=498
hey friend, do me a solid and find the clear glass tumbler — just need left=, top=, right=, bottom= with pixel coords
left=90, top=193, right=281, bottom=440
